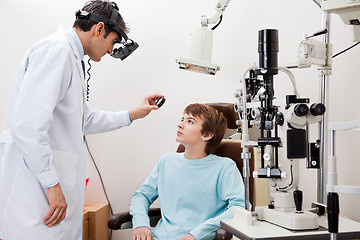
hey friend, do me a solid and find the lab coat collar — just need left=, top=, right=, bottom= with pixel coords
left=56, top=26, right=87, bottom=103
left=56, top=26, right=84, bottom=61
left=66, top=28, right=84, bottom=61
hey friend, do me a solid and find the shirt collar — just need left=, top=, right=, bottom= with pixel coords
left=67, top=28, right=84, bottom=60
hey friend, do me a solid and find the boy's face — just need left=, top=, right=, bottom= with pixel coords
left=176, top=113, right=213, bottom=146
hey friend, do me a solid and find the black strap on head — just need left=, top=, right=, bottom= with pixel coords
left=111, top=1, right=119, bottom=10
left=109, top=2, right=119, bottom=23
left=75, top=4, right=128, bottom=42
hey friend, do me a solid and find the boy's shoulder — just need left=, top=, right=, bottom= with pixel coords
left=163, top=152, right=181, bottom=157
left=160, top=152, right=183, bottom=161
left=157, top=152, right=176, bottom=161
left=211, top=154, right=236, bottom=166
left=160, top=152, right=235, bottom=163
left=159, top=153, right=236, bottom=170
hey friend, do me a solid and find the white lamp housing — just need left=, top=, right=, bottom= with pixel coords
left=176, top=27, right=220, bottom=75
left=321, top=0, right=360, bottom=42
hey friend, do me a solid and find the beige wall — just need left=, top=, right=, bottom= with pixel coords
left=1, top=0, right=359, bottom=239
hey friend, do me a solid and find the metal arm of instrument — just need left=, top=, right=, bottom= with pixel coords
left=200, top=0, right=231, bottom=27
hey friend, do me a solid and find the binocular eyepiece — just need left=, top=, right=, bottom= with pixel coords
left=310, top=103, right=326, bottom=116
left=294, top=104, right=309, bottom=117
left=293, top=103, right=325, bottom=117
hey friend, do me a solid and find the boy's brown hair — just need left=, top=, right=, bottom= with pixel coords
left=184, top=103, right=227, bottom=154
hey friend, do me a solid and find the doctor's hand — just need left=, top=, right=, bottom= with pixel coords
left=132, top=226, right=153, bottom=240
left=179, top=233, right=196, bottom=240
left=129, top=94, right=164, bottom=122
left=44, top=183, right=67, bottom=227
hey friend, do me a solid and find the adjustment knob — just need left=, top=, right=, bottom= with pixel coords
left=293, top=189, right=303, bottom=213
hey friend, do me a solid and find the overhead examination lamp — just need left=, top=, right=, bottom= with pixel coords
left=176, top=0, right=230, bottom=75
left=75, top=2, right=139, bottom=60
left=320, top=0, right=360, bottom=42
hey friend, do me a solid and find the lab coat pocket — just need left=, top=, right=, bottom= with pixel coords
left=51, top=150, right=78, bottom=192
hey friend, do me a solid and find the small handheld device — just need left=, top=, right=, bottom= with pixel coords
left=155, top=97, right=166, bottom=108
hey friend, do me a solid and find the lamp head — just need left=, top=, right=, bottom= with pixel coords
left=176, top=27, right=220, bottom=75
left=321, top=0, right=360, bottom=41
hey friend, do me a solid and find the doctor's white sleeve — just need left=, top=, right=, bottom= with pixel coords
left=83, top=103, right=131, bottom=135
left=11, top=45, right=73, bottom=188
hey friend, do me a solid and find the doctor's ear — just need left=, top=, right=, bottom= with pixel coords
left=95, top=22, right=105, bottom=36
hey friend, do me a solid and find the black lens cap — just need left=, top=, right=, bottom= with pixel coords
left=155, top=97, right=166, bottom=108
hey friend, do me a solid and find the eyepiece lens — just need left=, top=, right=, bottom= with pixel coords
left=294, top=104, right=309, bottom=117
left=310, top=103, right=326, bottom=116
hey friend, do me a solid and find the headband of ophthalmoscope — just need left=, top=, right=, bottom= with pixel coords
left=75, top=3, right=139, bottom=60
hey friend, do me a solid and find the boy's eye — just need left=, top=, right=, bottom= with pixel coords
left=188, top=120, right=193, bottom=124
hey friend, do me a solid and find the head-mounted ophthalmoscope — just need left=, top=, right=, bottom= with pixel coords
left=75, top=2, right=139, bottom=60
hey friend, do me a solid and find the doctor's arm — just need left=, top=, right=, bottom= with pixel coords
left=83, top=93, right=163, bottom=135
left=187, top=163, right=245, bottom=240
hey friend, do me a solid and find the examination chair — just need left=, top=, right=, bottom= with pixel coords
left=108, top=103, right=255, bottom=240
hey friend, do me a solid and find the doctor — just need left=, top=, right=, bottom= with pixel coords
left=0, top=0, right=162, bottom=239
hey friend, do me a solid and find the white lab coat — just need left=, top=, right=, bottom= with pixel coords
left=0, top=26, right=131, bottom=239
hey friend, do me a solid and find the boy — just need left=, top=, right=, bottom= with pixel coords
left=130, top=103, right=245, bottom=240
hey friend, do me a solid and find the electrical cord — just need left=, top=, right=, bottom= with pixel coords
left=332, top=42, right=360, bottom=58
left=86, top=59, right=92, bottom=101
left=279, top=67, right=300, bottom=97
left=311, top=0, right=321, bottom=8
left=211, top=15, right=223, bottom=30
left=277, top=160, right=294, bottom=191
left=84, top=136, right=113, bottom=240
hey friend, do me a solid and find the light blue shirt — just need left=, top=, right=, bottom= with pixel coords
left=130, top=152, right=246, bottom=240
left=67, top=28, right=84, bottom=60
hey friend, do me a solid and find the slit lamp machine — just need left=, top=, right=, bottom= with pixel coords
left=176, top=0, right=360, bottom=239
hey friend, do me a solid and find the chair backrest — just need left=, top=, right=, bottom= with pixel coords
left=204, top=102, right=239, bottom=129
left=176, top=142, right=254, bottom=208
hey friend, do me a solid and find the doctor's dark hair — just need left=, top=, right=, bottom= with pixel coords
left=184, top=104, right=227, bottom=155
left=73, top=0, right=129, bottom=38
